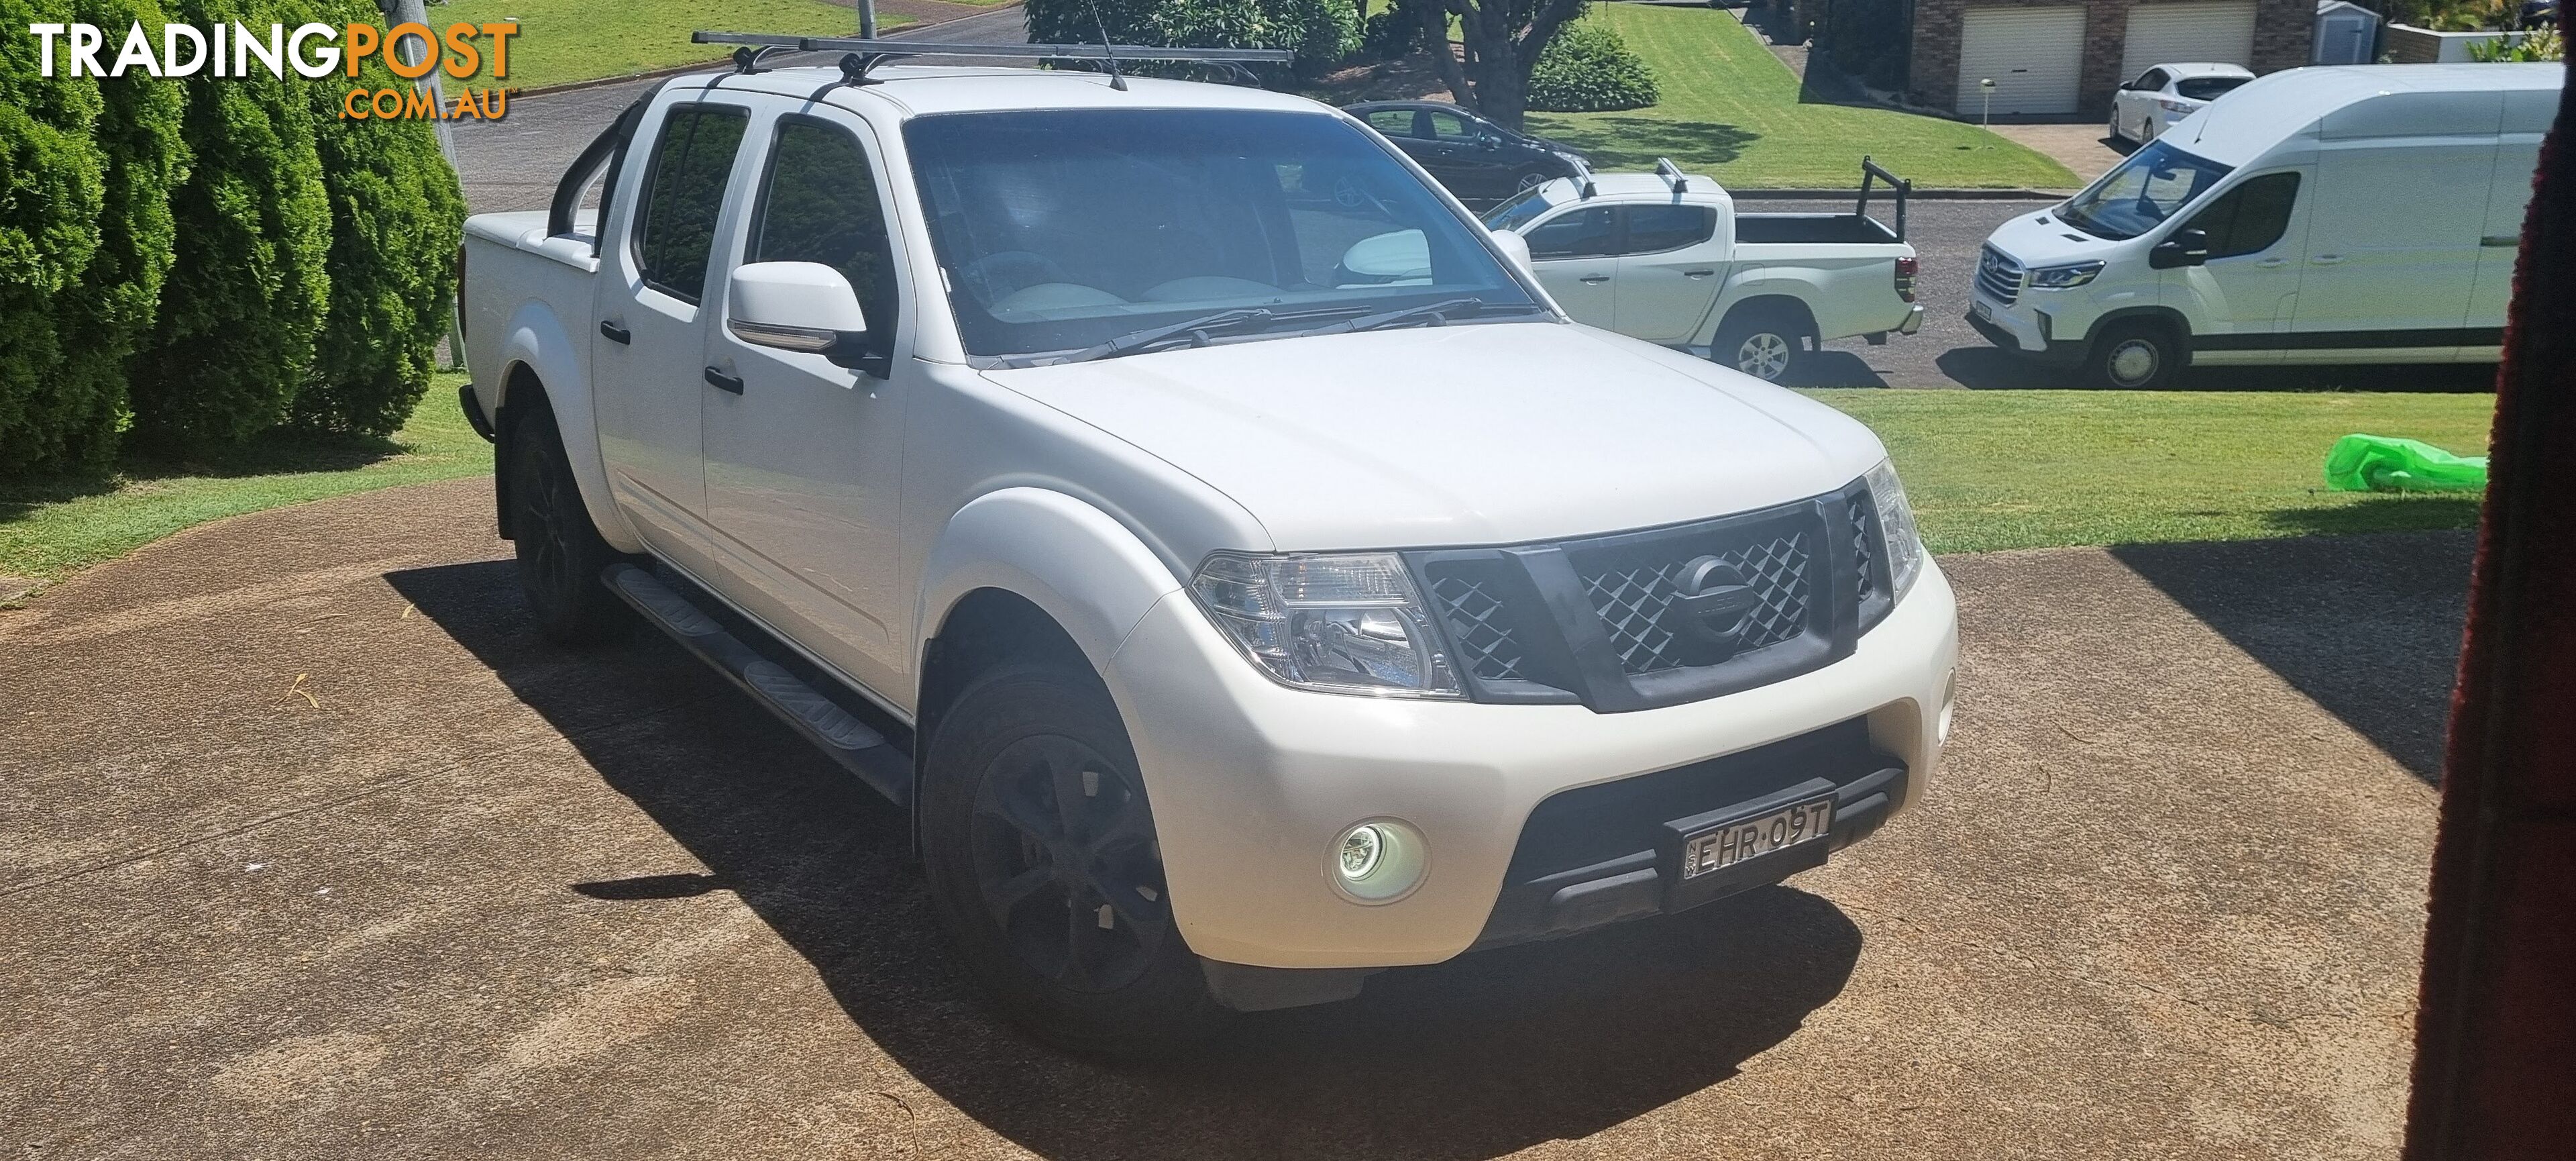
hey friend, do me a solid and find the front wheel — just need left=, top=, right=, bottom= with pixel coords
left=919, top=664, right=1226, bottom=1058
left=1711, top=309, right=1810, bottom=383
left=2086, top=321, right=2184, bottom=389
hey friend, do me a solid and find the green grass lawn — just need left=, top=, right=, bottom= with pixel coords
left=1, top=378, right=2489, bottom=605
left=438, top=0, right=918, bottom=93
left=1525, top=5, right=2077, bottom=190
left=0, top=373, right=489, bottom=603
left=1809, top=389, right=2493, bottom=554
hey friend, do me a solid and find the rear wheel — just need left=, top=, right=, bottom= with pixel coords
left=920, top=664, right=1226, bottom=1058
left=506, top=403, right=631, bottom=645
left=1711, top=306, right=1811, bottom=383
left=2086, top=320, right=2184, bottom=390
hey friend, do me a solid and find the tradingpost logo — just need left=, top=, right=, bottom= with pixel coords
left=23, top=20, right=520, bottom=120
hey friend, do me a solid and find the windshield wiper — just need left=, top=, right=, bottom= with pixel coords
left=1040, top=308, right=1281, bottom=366
left=1307, top=297, right=1487, bottom=336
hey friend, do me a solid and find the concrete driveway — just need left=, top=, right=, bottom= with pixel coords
left=0, top=480, right=2455, bottom=1159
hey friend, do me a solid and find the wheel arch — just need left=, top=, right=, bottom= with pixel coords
left=490, top=301, right=641, bottom=551
left=2080, top=305, right=2194, bottom=354
left=912, top=487, right=1192, bottom=754
left=1710, top=292, right=1821, bottom=345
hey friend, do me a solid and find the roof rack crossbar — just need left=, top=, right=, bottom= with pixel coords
left=1654, top=157, right=1688, bottom=193
left=691, top=31, right=1293, bottom=64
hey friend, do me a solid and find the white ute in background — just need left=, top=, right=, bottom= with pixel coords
left=1477, top=159, right=1924, bottom=384
left=454, top=44, right=1960, bottom=1057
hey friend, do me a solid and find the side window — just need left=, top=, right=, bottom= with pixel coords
left=634, top=104, right=751, bottom=304
left=2136, top=68, right=2169, bottom=91
left=1364, top=109, right=1420, bottom=139
left=2185, top=172, right=2301, bottom=260
left=1426, top=111, right=1480, bottom=142
left=749, top=116, right=901, bottom=350
left=1525, top=206, right=1617, bottom=259
left=1620, top=205, right=1716, bottom=254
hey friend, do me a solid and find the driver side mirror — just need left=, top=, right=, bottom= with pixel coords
left=728, top=261, right=877, bottom=373
left=2150, top=228, right=2210, bottom=269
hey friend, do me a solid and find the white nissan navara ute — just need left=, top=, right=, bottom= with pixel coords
left=455, top=46, right=1960, bottom=1056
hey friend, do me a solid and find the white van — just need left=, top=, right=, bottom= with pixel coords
left=1970, top=64, right=2559, bottom=389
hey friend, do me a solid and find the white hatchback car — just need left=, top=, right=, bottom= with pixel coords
left=2109, top=62, right=2255, bottom=144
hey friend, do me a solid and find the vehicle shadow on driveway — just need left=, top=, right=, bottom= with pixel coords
left=2108, top=529, right=2472, bottom=783
left=386, top=558, right=1864, bottom=1160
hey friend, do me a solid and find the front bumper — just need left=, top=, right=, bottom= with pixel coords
left=1102, top=559, right=1959, bottom=970
left=1968, top=301, right=2085, bottom=367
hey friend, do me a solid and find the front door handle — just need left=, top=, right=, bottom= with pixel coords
left=599, top=320, right=631, bottom=344
left=2310, top=254, right=2347, bottom=265
left=1579, top=274, right=1611, bottom=284
left=704, top=366, right=745, bottom=395
left=2254, top=257, right=2288, bottom=268
left=1682, top=269, right=1716, bottom=278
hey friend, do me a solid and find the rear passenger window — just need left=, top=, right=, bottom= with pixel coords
left=634, top=104, right=751, bottom=304
left=749, top=117, right=901, bottom=352
left=1364, top=109, right=1421, bottom=139
left=1526, top=207, right=1616, bottom=259
left=1621, top=205, right=1716, bottom=254
left=2185, top=172, right=2300, bottom=260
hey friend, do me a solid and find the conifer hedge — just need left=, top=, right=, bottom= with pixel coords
left=0, top=0, right=462, bottom=474
left=299, top=0, right=465, bottom=438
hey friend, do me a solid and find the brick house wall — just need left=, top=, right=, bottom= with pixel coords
left=1904, top=0, right=2315, bottom=117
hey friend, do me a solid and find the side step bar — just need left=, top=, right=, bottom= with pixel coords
left=602, top=564, right=911, bottom=807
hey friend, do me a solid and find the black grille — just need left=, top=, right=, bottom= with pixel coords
left=1428, top=568, right=1527, bottom=682
left=1408, top=478, right=1884, bottom=713
left=1577, top=534, right=1813, bottom=674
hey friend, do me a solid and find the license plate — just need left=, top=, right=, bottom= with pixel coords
left=1971, top=299, right=1994, bottom=323
left=1680, top=797, right=1835, bottom=879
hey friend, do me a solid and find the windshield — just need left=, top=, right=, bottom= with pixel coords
left=2175, top=76, right=2249, bottom=101
left=1483, top=185, right=1561, bottom=232
left=2058, top=140, right=2233, bottom=240
left=903, top=109, right=1542, bottom=362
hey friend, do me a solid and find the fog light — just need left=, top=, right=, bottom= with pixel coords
left=1339, top=825, right=1384, bottom=880
left=1329, top=819, right=1426, bottom=903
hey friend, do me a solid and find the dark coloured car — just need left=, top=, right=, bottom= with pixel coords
left=1344, top=100, right=1588, bottom=207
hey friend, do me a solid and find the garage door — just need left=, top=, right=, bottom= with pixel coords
left=2120, top=1, right=2257, bottom=84
left=1957, top=7, right=2087, bottom=116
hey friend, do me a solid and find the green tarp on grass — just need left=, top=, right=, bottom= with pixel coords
left=2324, top=434, right=2489, bottom=493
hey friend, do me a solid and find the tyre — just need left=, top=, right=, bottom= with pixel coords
left=919, top=663, right=1226, bottom=1058
left=2106, top=109, right=2126, bottom=144
left=506, top=402, right=632, bottom=645
left=1710, top=306, right=1811, bottom=383
left=2085, top=320, right=2184, bottom=390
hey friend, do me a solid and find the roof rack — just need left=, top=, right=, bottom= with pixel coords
left=691, top=31, right=1293, bottom=89
left=1654, top=157, right=1688, bottom=193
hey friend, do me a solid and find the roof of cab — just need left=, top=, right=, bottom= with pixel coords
left=666, top=63, right=1336, bottom=117
left=2169, top=63, right=2561, bottom=167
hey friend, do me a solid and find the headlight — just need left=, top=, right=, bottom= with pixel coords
left=1190, top=552, right=1464, bottom=698
left=1865, top=460, right=1925, bottom=602
left=2029, top=261, right=2104, bottom=289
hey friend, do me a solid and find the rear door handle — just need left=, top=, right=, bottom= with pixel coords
left=2254, top=258, right=2288, bottom=268
left=2310, top=254, right=2346, bottom=265
left=1579, top=274, right=1611, bottom=284
left=704, top=366, right=744, bottom=395
left=1682, top=269, right=1716, bottom=278
left=599, top=320, right=631, bottom=344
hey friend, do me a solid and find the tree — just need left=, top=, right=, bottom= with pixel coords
left=297, top=0, right=466, bottom=438
left=1397, top=0, right=1589, bottom=132
left=127, top=0, right=333, bottom=450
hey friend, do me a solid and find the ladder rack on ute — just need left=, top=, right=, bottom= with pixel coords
left=690, top=31, right=1293, bottom=89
